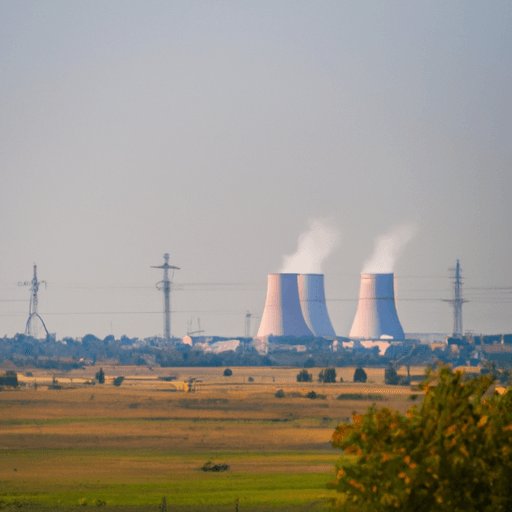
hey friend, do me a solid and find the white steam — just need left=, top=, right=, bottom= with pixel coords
left=362, top=223, right=418, bottom=273
left=280, top=219, right=340, bottom=274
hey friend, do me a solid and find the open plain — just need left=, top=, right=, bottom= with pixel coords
left=0, top=366, right=425, bottom=511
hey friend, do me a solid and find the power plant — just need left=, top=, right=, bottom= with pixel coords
left=257, top=273, right=314, bottom=338
left=297, top=273, right=336, bottom=337
left=349, top=273, right=405, bottom=340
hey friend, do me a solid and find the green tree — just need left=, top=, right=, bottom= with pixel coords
left=95, top=367, right=105, bottom=384
left=0, top=371, right=18, bottom=387
left=297, top=369, right=313, bottom=382
left=113, top=376, right=124, bottom=387
left=223, top=368, right=233, bottom=377
left=319, top=367, right=337, bottom=383
left=328, top=366, right=512, bottom=511
left=353, top=367, right=367, bottom=383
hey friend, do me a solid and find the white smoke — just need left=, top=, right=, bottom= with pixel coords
left=362, top=222, right=418, bottom=273
left=280, top=219, right=340, bottom=274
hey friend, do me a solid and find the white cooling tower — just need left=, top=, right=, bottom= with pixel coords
left=349, top=273, right=405, bottom=340
left=297, top=274, right=336, bottom=337
left=257, top=273, right=314, bottom=338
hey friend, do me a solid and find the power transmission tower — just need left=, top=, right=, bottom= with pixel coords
left=450, top=259, right=466, bottom=338
left=151, top=254, right=179, bottom=342
left=18, top=264, right=49, bottom=338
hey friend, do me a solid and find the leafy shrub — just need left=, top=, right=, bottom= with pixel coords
left=384, top=364, right=409, bottom=385
left=223, top=368, right=233, bottom=377
left=306, top=390, right=318, bottom=399
left=297, top=369, right=313, bottom=382
left=337, top=393, right=383, bottom=401
left=0, top=371, right=18, bottom=387
left=319, top=367, right=337, bottom=383
left=248, top=376, right=254, bottom=382
left=113, top=376, right=124, bottom=387
left=275, top=389, right=285, bottom=398
left=353, top=367, right=367, bottom=383
left=328, top=366, right=512, bottom=512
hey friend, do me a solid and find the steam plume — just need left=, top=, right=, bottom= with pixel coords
left=280, top=219, right=340, bottom=274
left=362, top=223, right=418, bottom=273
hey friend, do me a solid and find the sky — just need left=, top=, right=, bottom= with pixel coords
left=1, top=0, right=511, bottom=340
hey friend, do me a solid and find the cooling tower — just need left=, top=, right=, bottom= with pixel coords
left=297, top=274, right=336, bottom=337
left=349, top=273, right=405, bottom=340
left=257, top=273, right=314, bottom=338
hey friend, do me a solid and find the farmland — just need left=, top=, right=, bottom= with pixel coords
left=0, top=365, right=425, bottom=511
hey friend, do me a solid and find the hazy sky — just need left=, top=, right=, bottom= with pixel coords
left=1, top=1, right=511, bottom=340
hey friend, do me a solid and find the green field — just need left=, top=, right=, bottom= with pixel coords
left=0, top=449, right=338, bottom=510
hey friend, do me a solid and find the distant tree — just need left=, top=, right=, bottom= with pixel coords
left=354, top=367, right=367, bottom=383
left=384, top=363, right=400, bottom=385
left=95, top=367, right=105, bottom=384
left=384, top=363, right=409, bottom=385
left=297, top=369, right=313, bottom=382
left=319, top=367, right=337, bottom=383
left=0, top=371, right=18, bottom=387
left=306, top=390, right=317, bottom=399
left=113, top=376, right=124, bottom=387
left=223, top=368, right=233, bottom=377
left=275, top=389, right=285, bottom=398
left=304, top=358, right=315, bottom=368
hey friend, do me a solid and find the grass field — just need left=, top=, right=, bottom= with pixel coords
left=0, top=365, right=425, bottom=510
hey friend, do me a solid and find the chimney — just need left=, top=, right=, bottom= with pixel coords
left=297, top=274, right=336, bottom=337
left=349, top=273, right=404, bottom=340
left=257, top=274, right=314, bottom=338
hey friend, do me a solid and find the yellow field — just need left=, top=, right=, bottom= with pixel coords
left=0, top=365, right=426, bottom=509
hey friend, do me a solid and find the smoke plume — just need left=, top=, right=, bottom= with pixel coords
left=280, top=219, right=340, bottom=274
left=362, top=222, right=418, bottom=273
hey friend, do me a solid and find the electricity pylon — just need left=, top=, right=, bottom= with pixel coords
left=151, top=254, right=179, bottom=342
left=18, top=264, right=49, bottom=338
left=444, top=259, right=466, bottom=338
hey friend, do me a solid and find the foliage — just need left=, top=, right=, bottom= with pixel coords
left=275, top=389, right=285, bottom=398
left=95, top=367, right=105, bottom=384
left=223, top=368, right=233, bottom=376
left=337, top=393, right=383, bottom=401
left=304, top=358, right=315, bottom=368
left=0, top=371, right=18, bottom=387
left=328, top=367, right=512, bottom=511
left=319, top=367, right=337, bottom=383
left=353, top=367, right=367, bottom=383
left=297, top=369, right=313, bottom=382
left=384, top=364, right=409, bottom=385
left=113, top=376, right=124, bottom=387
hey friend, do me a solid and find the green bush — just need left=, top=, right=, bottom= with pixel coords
left=296, top=369, right=313, bottom=382
left=223, top=368, right=233, bottom=377
left=337, top=393, right=383, bottom=401
left=328, top=366, right=512, bottom=511
left=275, top=389, right=285, bottom=398
left=384, top=364, right=409, bottom=385
left=353, top=367, right=367, bottom=383
left=0, top=371, right=18, bottom=387
left=319, top=367, right=337, bottom=383
left=113, top=376, right=124, bottom=387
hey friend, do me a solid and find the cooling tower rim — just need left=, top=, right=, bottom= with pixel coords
left=360, top=272, right=395, bottom=276
left=267, top=272, right=300, bottom=276
left=297, top=273, right=324, bottom=276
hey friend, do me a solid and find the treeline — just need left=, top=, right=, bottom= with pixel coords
left=1, top=333, right=510, bottom=370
